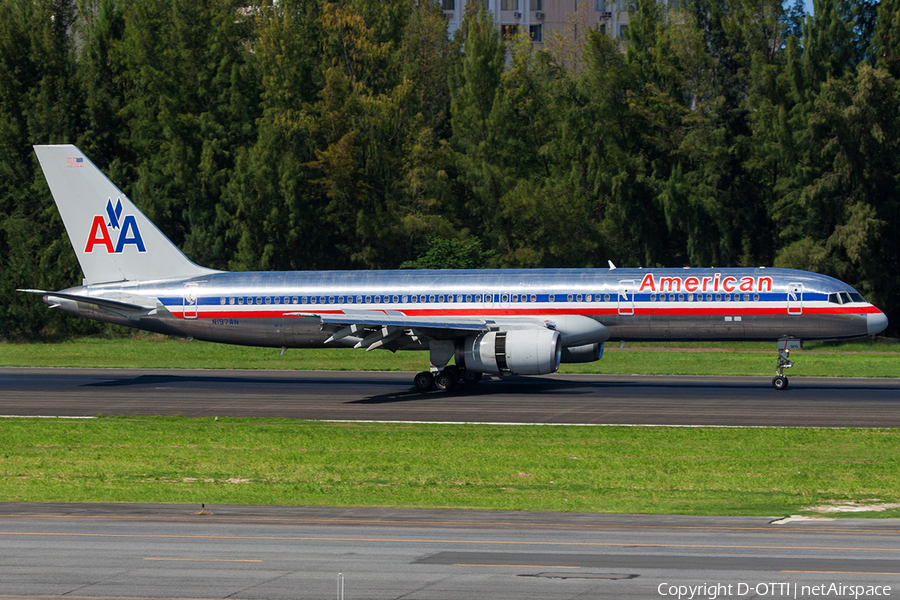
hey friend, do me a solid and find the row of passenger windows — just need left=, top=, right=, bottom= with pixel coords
left=216, top=292, right=762, bottom=306
left=650, top=293, right=758, bottom=302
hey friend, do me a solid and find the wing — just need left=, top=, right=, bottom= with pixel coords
left=284, top=310, right=551, bottom=351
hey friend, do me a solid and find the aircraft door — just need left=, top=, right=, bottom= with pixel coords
left=618, top=280, right=635, bottom=316
left=183, top=283, right=199, bottom=320
left=787, top=282, right=803, bottom=315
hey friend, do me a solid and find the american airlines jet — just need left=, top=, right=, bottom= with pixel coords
left=22, top=145, right=888, bottom=391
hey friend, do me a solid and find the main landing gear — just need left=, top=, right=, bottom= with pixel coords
left=414, top=339, right=483, bottom=392
left=414, top=366, right=483, bottom=392
left=773, top=338, right=801, bottom=390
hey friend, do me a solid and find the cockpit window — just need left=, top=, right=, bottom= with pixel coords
left=849, top=292, right=865, bottom=303
left=839, top=292, right=852, bottom=304
left=828, top=293, right=841, bottom=304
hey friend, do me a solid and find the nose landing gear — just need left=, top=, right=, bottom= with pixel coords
left=773, top=338, right=800, bottom=390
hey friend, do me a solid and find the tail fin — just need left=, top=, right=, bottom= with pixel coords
left=34, top=145, right=218, bottom=285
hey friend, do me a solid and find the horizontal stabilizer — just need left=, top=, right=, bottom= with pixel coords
left=18, top=289, right=158, bottom=312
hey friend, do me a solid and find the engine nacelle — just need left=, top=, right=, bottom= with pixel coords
left=561, top=342, right=604, bottom=363
left=457, top=329, right=561, bottom=375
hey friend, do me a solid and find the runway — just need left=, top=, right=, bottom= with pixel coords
left=0, top=503, right=898, bottom=600
left=2, top=367, right=900, bottom=426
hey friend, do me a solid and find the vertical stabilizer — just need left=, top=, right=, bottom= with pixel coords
left=34, top=145, right=219, bottom=284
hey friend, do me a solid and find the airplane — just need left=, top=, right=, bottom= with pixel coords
left=21, top=144, right=889, bottom=392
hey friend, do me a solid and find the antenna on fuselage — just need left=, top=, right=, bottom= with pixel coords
left=608, top=260, right=617, bottom=270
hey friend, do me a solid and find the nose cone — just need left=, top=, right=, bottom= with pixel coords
left=867, top=311, right=889, bottom=336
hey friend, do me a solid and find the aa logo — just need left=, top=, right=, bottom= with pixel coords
left=84, top=198, right=146, bottom=253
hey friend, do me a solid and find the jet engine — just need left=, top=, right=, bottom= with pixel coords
left=561, top=342, right=604, bottom=363
left=456, top=329, right=561, bottom=375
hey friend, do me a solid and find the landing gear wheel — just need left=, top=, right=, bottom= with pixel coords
left=772, top=375, right=789, bottom=391
left=434, top=369, right=459, bottom=391
left=462, top=370, right=483, bottom=384
left=414, top=371, right=435, bottom=392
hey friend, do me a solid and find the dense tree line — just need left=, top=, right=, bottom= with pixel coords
left=0, top=0, right=897, bottom=337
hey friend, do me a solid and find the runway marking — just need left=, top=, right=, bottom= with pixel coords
left=144, top=557, right=262, bottom=562
left=1, top=531, right=897, bottom=553
left=783, top=570, right=900, bottom=575
left=4, top=513, right=897, bottom=534
left=454, top=564, right=581, bottom=569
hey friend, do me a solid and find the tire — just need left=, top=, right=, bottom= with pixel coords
left=414, top=371, right=435, bottom=392
left=434, top=369, right=458, bottom=391
left=462, top=369, right=483, bottom=384
left=772, top=375, right=789, bottom=391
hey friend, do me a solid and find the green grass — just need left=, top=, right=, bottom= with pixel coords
left=1, top=335, right=898, bottom=377
left=2, top=417, right=899, bottom=517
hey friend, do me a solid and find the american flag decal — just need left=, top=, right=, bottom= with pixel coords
left=66, top=157, right=83, bottom=168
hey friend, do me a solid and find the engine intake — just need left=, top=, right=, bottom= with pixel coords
left=457, top=329, right=561, bottom=375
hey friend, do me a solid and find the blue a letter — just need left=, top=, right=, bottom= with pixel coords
left=115, top=215, right=146, bottom=252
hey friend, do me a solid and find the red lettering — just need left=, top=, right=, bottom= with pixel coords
left=660, top=277, right=682, bottom=292
left=684, top=277, right=699, bottom=292
left=702, top=277, right=712, bottom=292
left=84, top=215, right=114, bottom=253
left=758, top=276, right=773, bottom=292
left=714, top=273, right=721, bottom=291
left=739, top=277, right=754, bottom=292
left=722, top=277, right=737, bottom=292
left=639, top=273, right=656, bottom=292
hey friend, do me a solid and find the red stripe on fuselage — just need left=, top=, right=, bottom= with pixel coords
left=171, top=305, right=881, bottom=319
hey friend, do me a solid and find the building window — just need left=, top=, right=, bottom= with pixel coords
left=442, top=0, right=455, bottom=9
left=501, top=24, right=518, bottom=38
left=595, top=0, right=605, bottom=9
left=534, top=0, right=543, bottom=9
left=529, top=24, right=542, bottom=41
left=501, top=0, right=519, bottom=9
left=618, top=24, right=629, bottom=39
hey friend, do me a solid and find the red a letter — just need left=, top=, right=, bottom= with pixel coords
left=84, top=215, right=114, bottom=253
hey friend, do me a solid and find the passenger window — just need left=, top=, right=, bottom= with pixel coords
left=337, top=296, right=344, bottom=304
left=257, top=297, right=263, bottom=305
left=678, top=294, right=684, bottom=302
left=687, top=294, right=694, bottom=302
left=586, top=294, right=593, bottom=302
left=476, top=294, right=482, bottom=302
left=531, top=294, right=537, bottom=302
left=753, top=293, right=759, bottom=301
left=577, top=294, right=583, bottom=302
left=650, top=294, right=657, bottom=302
left=725, top=294, right=731, bottom=301
left=274, top=297, right=280, bottom=304
left=238, top=297, right=244, bottom=305
left=466, top=294, right=472, bottom=302
left=229, top=298, right=235, bottom=305
left=604, top=294, right=610, bottom=302
left=402, top=295, right=408, bottom=303
left=743, top=294, right=750, bottom=301
left=549, top=294, right=556, bottom=302
left=716, top=294, right=721, bottom=302
left=301, top=297, right=307, bottom=304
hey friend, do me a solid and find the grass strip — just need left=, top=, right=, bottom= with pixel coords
left=1, top=336, right=899, bottom=377
left=2, top=417, right=899, bottom=517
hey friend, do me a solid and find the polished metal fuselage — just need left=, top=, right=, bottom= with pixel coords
left=50, top=267, right=882, bottom=350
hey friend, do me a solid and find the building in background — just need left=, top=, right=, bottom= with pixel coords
left=442, top=0, right=630, bottom=44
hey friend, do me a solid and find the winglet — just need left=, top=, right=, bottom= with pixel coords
left=33, top=145, right=219, bottom=284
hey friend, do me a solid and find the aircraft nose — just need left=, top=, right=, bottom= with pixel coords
left=867, top=311, right=888, bottom=336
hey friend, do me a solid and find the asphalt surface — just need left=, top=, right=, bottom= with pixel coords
left=1, top=503, right=899, bottom=600
left=2, top=367, right=900, bottom=426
